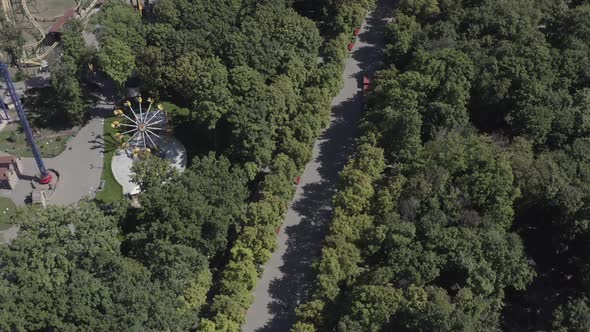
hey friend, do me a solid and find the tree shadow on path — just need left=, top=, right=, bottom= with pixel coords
left=257, top=4, right=395, bottom=332
left=262, top=95, right=360, bottom=331
left=255, top=1, right=396, bottom=331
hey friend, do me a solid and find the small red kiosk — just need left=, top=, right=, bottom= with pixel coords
left=363, top=76, right=371, bottom=95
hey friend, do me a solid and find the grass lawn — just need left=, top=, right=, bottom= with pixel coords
left=0, top=123, right=70, bottom=158
left=0, top=197, right=17, bottom=229
left=95, top=117, right=123, bottom=203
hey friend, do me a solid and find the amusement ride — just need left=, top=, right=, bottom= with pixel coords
left=111, top=97, right=169, bottom=158
left=110, top=96, right=186, bottom=196
left=0, top=61, right=52, bottom=184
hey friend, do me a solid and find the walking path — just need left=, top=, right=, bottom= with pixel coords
left=0, top=71, right=116, bottom=243
left=0, top=114, right=104, bottom=206
left=243, top=2, right=393, bottom=331
left=0, top=72, right=115, bottom=207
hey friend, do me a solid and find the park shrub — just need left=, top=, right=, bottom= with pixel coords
left=7, top=131, right=17, bottom=143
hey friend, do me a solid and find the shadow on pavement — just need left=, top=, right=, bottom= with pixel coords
left=354, top=1, right=395, bottom=74
left=261, top=96, right=360, bottom=331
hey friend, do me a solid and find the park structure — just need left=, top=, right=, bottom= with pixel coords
left=112, top=97, right=167, bottom=157
left=0, top=62, right=53, bottom=185
left=0, top=0, right=101, bottom=66
left=111, top=97, right=186, bottom=197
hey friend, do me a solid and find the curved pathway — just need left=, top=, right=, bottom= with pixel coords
left=243, top=2, right=394, bottom=331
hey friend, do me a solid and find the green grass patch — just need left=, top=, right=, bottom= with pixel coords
left=95, top=117, right=123, bottom=203
left=0, top=197, right=17, bottom=228
left=161, top=101, right=190, bottom=118
left=0, top=123, right=69, bottom=158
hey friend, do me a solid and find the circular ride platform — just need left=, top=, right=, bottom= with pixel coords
left=111, top=135, right=187, bottom=195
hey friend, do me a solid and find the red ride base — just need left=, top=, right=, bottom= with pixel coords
left=39, top=174, right=52, bottom=184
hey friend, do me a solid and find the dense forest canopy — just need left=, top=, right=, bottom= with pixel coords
left=2, top=0, right=589, bottom=330
left=294, top=0, right=590, bottom=331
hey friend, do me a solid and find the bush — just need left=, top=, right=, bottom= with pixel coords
left=7, top=131, right=17, bottom=143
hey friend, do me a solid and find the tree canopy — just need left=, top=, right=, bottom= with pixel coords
left=294, top=0, right=590, bottom=330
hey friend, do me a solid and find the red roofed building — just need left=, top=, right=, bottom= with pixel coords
left=48, top=9, right=78, bottom=35
left=0, top=155, right=22, bottom=190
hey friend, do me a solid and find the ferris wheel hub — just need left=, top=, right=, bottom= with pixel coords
left=113, top=97, right=168, bottom=156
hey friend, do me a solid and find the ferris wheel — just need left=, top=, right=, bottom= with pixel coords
left=111, top=97, right=168, bottom=157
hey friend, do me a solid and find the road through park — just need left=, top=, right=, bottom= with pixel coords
left=243, top=1, right=394, bottom=331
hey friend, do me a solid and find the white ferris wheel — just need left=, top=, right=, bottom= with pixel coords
left=111, top=97, right=168, bottom=157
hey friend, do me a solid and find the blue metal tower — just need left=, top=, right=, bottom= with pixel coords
left=0, top=63, right=52, bottom=184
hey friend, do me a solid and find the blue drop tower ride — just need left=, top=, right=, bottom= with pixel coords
left=0, top=63, right=52, bottom=184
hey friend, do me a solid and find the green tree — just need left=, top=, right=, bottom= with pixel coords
left=130, top=153, right=247, bottom=259
left=61, top=20, right=88, bottom=67
left=338, top=285, right=403, bottom=331
left=52, top=56, right=85, bottom=124
left=224, top=3, right=321, bottom=79
left=131, top=154, right=178, bottom=192
left=552, top=297, right=590, bottom=332
left=0, top=202, right=192, bottom=330
left=97, top=36, right=136, bottom=89
left=171, top=52, right=232, bottom=128
left=95, top=0, right=144, bottom=51
left=0, top=16, right=24, bottom=62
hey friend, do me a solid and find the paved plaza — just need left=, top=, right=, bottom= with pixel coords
left=0, top=69, right=116, bottom=242
left=112, top=135, right=187, bottom=195
left=0, top=105, right=108, bottom=206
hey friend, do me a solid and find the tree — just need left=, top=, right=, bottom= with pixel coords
left=61, top=20, right=88, bottom=67
left=129, top=153, right=247, bottom=259
left=97, top=36, right=136, bottom=89
left=410, top=48, right=475, bottom=138
left=223, top=3, right=321, bottom=79
left=171, top=52, right=232, bottom=128
left=384, top=13, right=421, bottom=65
left=95, top=0, right=144, bottom=51
left=0, top=16, right=24, bottom=62
left=131, top=155, right=178, bottom=192
left=52, top=56, right=85, bottom=124
left=337, top=285, right=403, bottom=331
left=0, top=202, right=193, bottom=330
left=553, top=297, right=590, bottom=332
